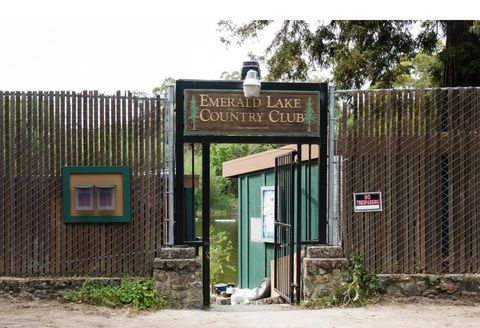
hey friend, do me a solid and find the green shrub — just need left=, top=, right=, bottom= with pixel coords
left=343, top=253, right=380, bottom=305
left=210, top=226, right=235, bottom=285
left=302, top=253, right=380, bottom=308
left=65, top=277, right=173, bottom=310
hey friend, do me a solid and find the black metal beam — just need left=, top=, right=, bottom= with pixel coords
left=289, top=152, right=295, bottom=303
left=273, top=156, right=279, bottom=297
left=318, top=83, right=328, bottom=244
left=191, top=143, right=195, bottom=241
left=174, top=80, right=185, bottom=245
left=202, top=143, right=211, bottom=307
left=177, top=79, right=322, bottom=92
left=296, top=144, right=302, bottom=304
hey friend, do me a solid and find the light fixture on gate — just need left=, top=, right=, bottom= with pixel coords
left=241, top=61, right=261, bottom=98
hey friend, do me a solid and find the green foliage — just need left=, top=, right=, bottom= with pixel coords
left=392, top=51, right=443, bottom=88
left=220, top=71, right=241, bottom=80
left=184, top=143, right=276, bottom=211
left=184, top=149, right=235, bottom=211
left=218, top=20, right=480, bottom=88
left=218, top=20, right=272, bottom=46
left=343, top=253, right=380, bottom=305
left=470, top=21, right=480, bottom=36
left=219, top=20, right=418, bottom=88
left=301, top=294, right=342, bottom=308
left=210, top=174, right=235, bottom=211
left=65, top=278, right=173, bottom=310
left=152, top=77, right=176, bottom=96
left=301, top=253, right=379, bottom=309
left=210, top=144, right=276, bottom=210
left=210, top=225, right=235, bottom=284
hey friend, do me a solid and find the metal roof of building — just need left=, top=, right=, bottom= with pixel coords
left=222, top=144, right=320, bottom=178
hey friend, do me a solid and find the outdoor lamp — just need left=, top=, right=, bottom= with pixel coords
left=243, top=69, right=261, bottom=98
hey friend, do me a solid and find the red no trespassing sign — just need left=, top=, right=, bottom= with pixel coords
left=353, top=192, right=382, bottom=212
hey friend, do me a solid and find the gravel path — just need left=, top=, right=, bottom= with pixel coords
left=0, top=297, right=479, bottom=328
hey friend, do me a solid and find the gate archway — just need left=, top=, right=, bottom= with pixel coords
left=174, top=79, right=328, bottom=305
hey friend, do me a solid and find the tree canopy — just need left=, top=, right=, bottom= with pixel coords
left=152, top=77, right=176, bottom=96
left=218, top=20, right=480, bottom=89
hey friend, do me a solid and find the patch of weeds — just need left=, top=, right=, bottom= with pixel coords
left=301, top=294, right=342, bottom=308
left=65, top=277, right=174, bottom=310
left=343, top=253, right=380, bottom=305
left=302, top=253, right=380, bottom=308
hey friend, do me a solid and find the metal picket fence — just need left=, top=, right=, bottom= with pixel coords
left=336, top=87, right=480, bottom=274
left=0, top=91, right=168, bottom=276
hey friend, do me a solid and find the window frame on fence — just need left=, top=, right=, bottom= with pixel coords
left=62, top=166, right=131, bottom=223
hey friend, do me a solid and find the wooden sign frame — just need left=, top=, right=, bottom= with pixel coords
left=183, top=89, right=321, bottom=137
left=176, top=79, right=327, bottom=145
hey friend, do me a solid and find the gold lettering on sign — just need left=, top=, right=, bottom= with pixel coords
left=297, top=113, right=305, bottom=122
left=199, top=108, right=210, bottom=122
left=196, top=109, right=266, bottom=123
left=268, top=110, right=305, bottom=123
left=267, top=96, right=302, bottom=109
left=210, top=112, right=220, bottom=121
left=199, top=94, right=262, bottom=108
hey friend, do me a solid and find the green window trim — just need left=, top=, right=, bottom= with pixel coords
left=62, top=166, right=131, bottom=223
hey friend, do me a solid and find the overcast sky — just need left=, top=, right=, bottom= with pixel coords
left=0, top=18, right=267, bottom=93
left=1, top=19, right=269, bottom=93
left=0, top=0, right=477, bottom=94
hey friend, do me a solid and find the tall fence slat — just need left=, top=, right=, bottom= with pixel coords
left=338, top=88, right=480, bottom=274
left=0, top=90, right=167, bottom=276
left=0, top=91, right=4, bottom=274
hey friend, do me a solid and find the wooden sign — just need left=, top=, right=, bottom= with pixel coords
left=184, top=89, right=321, bottom=136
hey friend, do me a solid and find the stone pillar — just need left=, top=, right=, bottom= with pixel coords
left=153, top=247, right=202, bottom=308
left=302, top=246, right=349, bottom=300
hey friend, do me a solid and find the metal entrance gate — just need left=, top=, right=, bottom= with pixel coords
left=274, top=151, right=297, bottom=303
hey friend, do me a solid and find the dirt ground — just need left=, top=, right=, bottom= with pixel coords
left=0, top=297, right=479, bottom=328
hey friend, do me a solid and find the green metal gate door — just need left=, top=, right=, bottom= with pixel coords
left=274, top=151, right=297, bottom=303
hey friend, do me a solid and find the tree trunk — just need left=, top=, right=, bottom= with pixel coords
left=442, top=21, right=480, bottom=87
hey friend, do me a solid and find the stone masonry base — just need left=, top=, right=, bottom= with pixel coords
left=153, top=247, right=203, bottom=308
left=302, top=246, right=349, bottom=300
left=379, top=274, right=480, bottom=298
left=0, top=277, right=121, bottom=299
left=301, top=245, right=480, bottom=301
left=1, top=246, right=479, bottom=304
